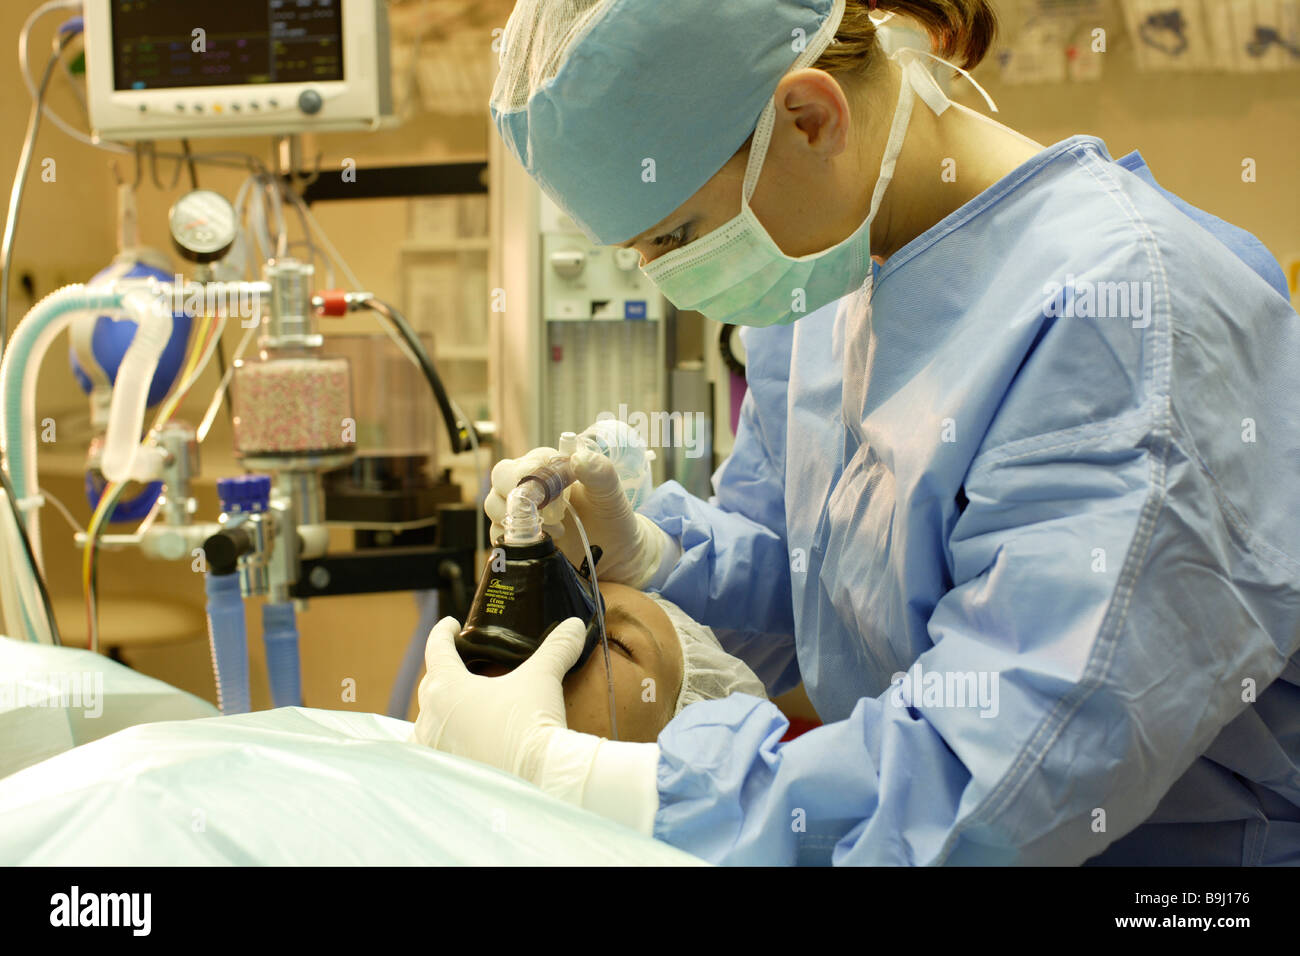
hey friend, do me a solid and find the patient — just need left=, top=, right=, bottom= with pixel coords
left=477, top=582, right=766, bottom=743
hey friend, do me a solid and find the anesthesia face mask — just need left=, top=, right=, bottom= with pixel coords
left=456, top=424, right=655, bottom=679
left=455, top=529, right=605, bottom=678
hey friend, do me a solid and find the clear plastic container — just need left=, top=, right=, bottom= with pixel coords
left=322, top=333, right=439, bottom=459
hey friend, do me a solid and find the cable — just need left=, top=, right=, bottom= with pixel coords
left=153, top=311, right=225, bottom=427
left=17, top=3, right=85, bottom=147
left=289, top=197, right=486, bottom=585
left=0, top=27, right=73, bottom=643
left=40, top=485, right=85, bottom=537
left=83, top=478, right=128, bottom=652
left=286, top=189, right=362, bottom=290
left=287, top=194, right=484, bottom=571
left=256, top=170, right=326, bottom=282
left=265, top=176, right=289, bottom=259
left=279, top=187, right=343, bottom=291
left=197, top=321, right=258, bottom=443
left=247, top=176, right=275, bottom=262
left=131, top=486, right=163, bottom=538
left=281, top=189, right=414, bottom=367
left=0, top=463, right=60, bottom=645
left=82, top=308, right=222, bottom=652
left=0, top=502, right=30, bottom=640
left=18, top=6, right=270, bottom=184
left=1, top=31, right=73, bottom=369
left=366, top=299, right=476, bottom=455
left=450, top=396, right=485, bottom=572
left=282, top=190, right=326, bottom=283
left=180, top=139, right=200, bottom=190
left=17, top=6, right=267, bottom=178
left=285, top=190, right=419, bottom=371
left=570, top=507, right=616, bottom=741
left=212, top=337, right=234, bottom=429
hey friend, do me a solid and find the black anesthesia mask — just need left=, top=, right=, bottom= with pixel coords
left=455, top=535, right=604, bottom=678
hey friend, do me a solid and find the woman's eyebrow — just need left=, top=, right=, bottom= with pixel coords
left=604, top=605, right=655, bottom=647
left=598, top=608, right=660, bottom=660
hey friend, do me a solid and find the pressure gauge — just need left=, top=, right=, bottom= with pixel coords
left=168, top=189, right=238, bottom=263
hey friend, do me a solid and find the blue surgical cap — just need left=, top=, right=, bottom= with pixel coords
left=490, top=0, right=845, bottom=245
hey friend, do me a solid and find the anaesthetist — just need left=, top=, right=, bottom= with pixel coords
left=412, top=0, right=1300, bottom=864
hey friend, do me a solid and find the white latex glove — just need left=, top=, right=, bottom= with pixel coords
left=485, top=447, right=671, bottom=588
left=410, top=615, right=587, bottom=784
left=485, top=446, right=568, bottom=542
left=410, top=615, right=662, bottom=825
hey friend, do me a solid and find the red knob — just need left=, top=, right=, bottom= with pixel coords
left=315, top=290, right=349, bottom=316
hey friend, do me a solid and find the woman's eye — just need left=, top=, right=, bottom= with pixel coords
left=606, top=635, right=634, bottom=660
left=652, top=224, right=691, bottom=249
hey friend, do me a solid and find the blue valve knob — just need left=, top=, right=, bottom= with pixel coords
left=217, top=474, right=272, bottom=514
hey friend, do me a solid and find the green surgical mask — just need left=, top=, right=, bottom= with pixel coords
left=642, top=49, right=988, bottom=328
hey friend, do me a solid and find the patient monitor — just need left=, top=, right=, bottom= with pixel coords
left=83, top=0, right=394, bottom=141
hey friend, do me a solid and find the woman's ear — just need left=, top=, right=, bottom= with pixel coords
left=774, top=68, right=851, bottom=157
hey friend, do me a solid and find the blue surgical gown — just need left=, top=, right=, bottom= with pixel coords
left=642, top=135, right=1300, bottom=865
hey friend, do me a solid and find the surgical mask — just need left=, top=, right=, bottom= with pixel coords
left=642, top=45, right=994, bottom=328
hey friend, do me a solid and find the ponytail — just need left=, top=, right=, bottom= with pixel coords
left=813, top=0, right=998, bottom=78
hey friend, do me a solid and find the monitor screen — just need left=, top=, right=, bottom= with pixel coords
left=111, top=0, right=344, bottom=91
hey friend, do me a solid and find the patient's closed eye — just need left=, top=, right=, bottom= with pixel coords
left=606, top=634, right=634, bottom=660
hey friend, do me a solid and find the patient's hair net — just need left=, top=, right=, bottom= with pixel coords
left=650, top=595, right=768, bottom=715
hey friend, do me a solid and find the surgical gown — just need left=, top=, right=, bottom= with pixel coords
left=642, top=135, right=1300, bottom=865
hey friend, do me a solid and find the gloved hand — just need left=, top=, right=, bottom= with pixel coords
left=485, top=445, right=568, bottom=541
left=485, top=446, right=672, bottom=588
left=410, top=615, right=586, bottom=785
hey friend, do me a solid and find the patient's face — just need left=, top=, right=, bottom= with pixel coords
left=475, top=582, right=684, bottom=742
left=562, top=582, right=684, bottom=742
